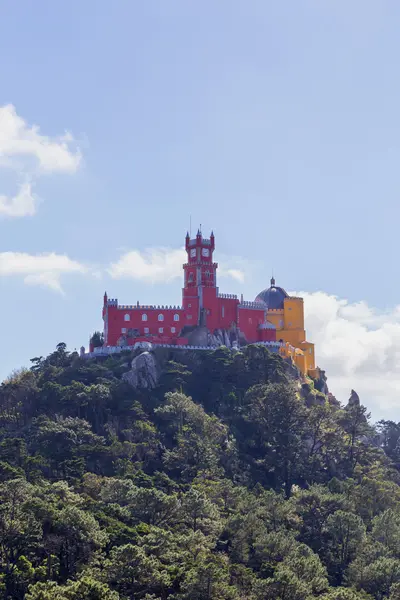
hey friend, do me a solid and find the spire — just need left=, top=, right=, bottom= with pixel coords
left=186, top=231, right=189, bottom=238
left=270, top=276, right=275, bottom=286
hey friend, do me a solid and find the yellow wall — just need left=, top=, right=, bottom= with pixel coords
left=272, top=294, right=316, bottom=376
left=265, top=309, right=284, bottom=330
left=300, top=341, right=315, bottom=371
left=283, top=297, right=304, bottom=330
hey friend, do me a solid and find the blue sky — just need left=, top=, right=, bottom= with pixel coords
left=1, top=0, right=400, bottom=418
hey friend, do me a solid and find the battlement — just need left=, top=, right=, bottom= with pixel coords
left=183, top=262, right=218, bottom=268
left=107, top=298, right=118, bottom=306
left=188, top=238, right=211, bottom=246
left=238, top=301, right=265, bottom=310
left=258, top=322, right=275, bottom=329
left=84, top=339, right=283, bottom=359
left=117, top=305, right=182, bottom=311
left=218, top=293, right=238, bottom=300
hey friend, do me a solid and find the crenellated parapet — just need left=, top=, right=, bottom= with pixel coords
left=218, top=293, right=238, bottom=300
left=117, top=304, right=183, bottom=311
left=238, top=301, right=265, bottom=310
left=258, top=322, right=276, bottom=329
left=183, top=262, right=218, bottom=268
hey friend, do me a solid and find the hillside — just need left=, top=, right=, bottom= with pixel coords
left=1, top=343, right=400, bottom=599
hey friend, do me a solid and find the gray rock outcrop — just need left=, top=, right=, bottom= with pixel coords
left=122, top=351, right=159, bottom=389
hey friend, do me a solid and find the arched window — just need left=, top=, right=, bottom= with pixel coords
left=158, top=327, right=164, bottom=334
left=142, top=314, right=148, bottom=322
left=171, top=327, right=176, bottom=333
left=205, top=270, right=210, bottom=278
left=188, top=273, right=193, bottom=282
left=174, top=314, right=179, bottom=322
left=124, top=314, right=130, bottom=322
left=158, top=314, right=164, bottom=322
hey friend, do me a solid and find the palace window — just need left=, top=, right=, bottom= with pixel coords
left=174, top=314, right=180, bottom=321
left=222, top=306, right=225, bottom=318
left=121, top=328, right=127, bottom=334
left=144, top=327, right=149, bottom=334
left=205, top=270, right=211, bottom=278
left=171, top=327, right=176, bottom=333
left=158, top=327, right=164, bottom=334
left=158, top=314, right=164, bottom=321
left=142, top=314, right=148, bottom=321
left=124, top=314, right=130, bottom=321
left=188, top=273, right=194, bottom=282
left=279, top=319, right=284, bottom=327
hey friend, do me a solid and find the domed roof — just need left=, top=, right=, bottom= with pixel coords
left=255, top=277, right=288, bottom=309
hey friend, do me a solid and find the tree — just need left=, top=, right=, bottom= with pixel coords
left=90, top=332, right=104, bottom=349
left=240, top=383, right=307, bottom=496
left=26, top=576, right=119, bottom=599
left=323, top=511, right=366, bottom=583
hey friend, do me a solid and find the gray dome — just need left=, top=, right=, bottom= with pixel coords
left=255, top=278, right=288, bottom=309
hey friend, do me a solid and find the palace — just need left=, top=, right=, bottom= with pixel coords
left=95, top=230, right=317, bottom=377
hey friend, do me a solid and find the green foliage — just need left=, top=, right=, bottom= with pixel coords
left=0, top=343, right=399, bottom=598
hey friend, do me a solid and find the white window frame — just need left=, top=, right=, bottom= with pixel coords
left=124, top=314, right=130, bottom=321
left=158, top=314, right=164, bottom=322
left=171, top=327, right=176, bottom=333
left=158, top=327, right=164, bottom=334
left=142, top=314, right=148, bottom=321
left=121, top=327, right=127, bottom=334
left=144, top=327, right=149, bottom=334
left=174, top=314, right=179, bottom=322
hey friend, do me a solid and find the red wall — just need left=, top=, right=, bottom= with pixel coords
left=238, top=307, right=267, bottom=342
left=106, top=306, right=185, bottom=346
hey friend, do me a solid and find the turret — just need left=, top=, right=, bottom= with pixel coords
left=103, top=291, right=108, bottom=305
left=183, top=227, right=217, bottom=290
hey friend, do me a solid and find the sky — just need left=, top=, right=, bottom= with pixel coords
left=1, top=0, right=400, bottom=420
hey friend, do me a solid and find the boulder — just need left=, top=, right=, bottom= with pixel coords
left=122, top=351, right=159, bottom=389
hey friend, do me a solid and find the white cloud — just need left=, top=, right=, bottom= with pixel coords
left=108, top=247, right=246, bottom=285
left=0, top=104, right=81, bottom=173
left=0, top=105, right=81, bottom=218
left=0, top=183, right=38, bottom=217
left=300, top=290, right=400, bottom=420
left=222, top=268, right=245, bottom=283
left=0, top=251, right=87, bottom=293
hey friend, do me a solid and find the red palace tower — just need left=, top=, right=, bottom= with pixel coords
left=97, top=230, right=276, bottom=350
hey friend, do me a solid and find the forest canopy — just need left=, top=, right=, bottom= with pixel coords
left=0, top=342, right=400, bottom=599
